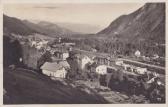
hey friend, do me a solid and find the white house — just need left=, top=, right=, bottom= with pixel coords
left=62, top=52, right=69, bottom=60
left=91, top=48, right=97, bottom=52
left=35, top=40, right=48, bottom=50
left=40, top=62, right=67, bottom=78
left=115, top=60, right=124, bottom=66
left=59, top=60, right=70, bottom=69
left=136, top=67, right=147, bottom=75
left=135, top=50, right=141, bottom=57
left=58, top=37, right=61, bottom=43
left=76, top=55, right=94, bottom=70
left=96, top=65, right=107, bottom=75
left=42, top=40, right=49, bottom=45
left=37, top=40, right=48, bottom=47
left=63, top=43, right=76, bottom=47
left=19, top=57, right=23, bottom=62
left=122, top=64, right=131, bottom=71
left=81, top=56, right=94, bottom=69
left=31, top=41, right=37, bottom=47
left=50, top=49, right=55, bottom=55
left=153, top=54, right=159, bottom=59
left=36, top=45, right=42, bottom=50
left=46, top=46, right=51, bottom=51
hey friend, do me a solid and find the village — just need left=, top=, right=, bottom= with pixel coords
left=4, top=33, right=165, bottom=103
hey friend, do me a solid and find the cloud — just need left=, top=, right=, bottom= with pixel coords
left=33, top=6, right=60, bottom=9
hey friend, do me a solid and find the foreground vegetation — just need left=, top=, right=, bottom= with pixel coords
left=3, top=68, right=108, bottom=104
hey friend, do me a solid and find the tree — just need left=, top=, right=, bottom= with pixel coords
left=37, top=51, right=52, bottom=69
left=3, top=36, right=23, bottom=67
left=105, top=73, right=113, bottom=87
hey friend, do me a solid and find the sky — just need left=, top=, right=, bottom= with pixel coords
left=3, top=3, right=144, bottom=29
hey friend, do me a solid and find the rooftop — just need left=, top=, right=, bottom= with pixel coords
left=59, top=61, right=70, bottom=68
left=40, top=62, right=63, bottom=72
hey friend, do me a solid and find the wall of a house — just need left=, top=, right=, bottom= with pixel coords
left=62, top=53, right=69, bottom=60
left=96, top=65, right=107, bottom=75
left=53, top=68, right=67, bottom=78
left=81, top=57, right=92, bottom=69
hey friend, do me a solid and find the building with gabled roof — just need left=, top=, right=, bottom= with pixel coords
left=40, top=62, right=67, bottom=78
left=59, top=60, right=70, bottom=69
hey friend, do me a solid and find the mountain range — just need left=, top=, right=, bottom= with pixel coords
left=56, top=22, right=101, bottom=34
left=3, top=3, right=165, bottom=45
left=23, top=20, right=77, bottom=37
left=98, top=3, right=165, bottom=44
left=3, top=15, right=36, bottom=35
left=3, top=15, right=77, bottom=37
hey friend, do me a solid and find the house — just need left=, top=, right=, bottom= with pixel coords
left=62, top=43, right=76, bottom=47
left=54, top=50, right=69, bottom=60
left=136, top=67, right=147, bottom=75
left=93, top=56, right=109, bottom=66
left=46, top=58, right=70, bottom=70
left=68, top=47, right=72, bottom=51
left=58, top=37, right=61, bottom=43
left=141, top=56, right=150, bottom=62
left=19, top=57, right=23, bottom=62
left=75, top=54, right=94, bottom=70
left=62, top=52, right=69, bottom=60
left=135, top=50, right=141, bottom=57
left=36, top=45, right=42, bottom=50
left=42, top=40, right=49, bottom=45
left=59, top=60, right=70, bottom=69
left=115, top=60, right=124, bottom=66
left=40, top=62, right=67, bottom=78
left=91, top=48, right=97, bottom=52
left=37, top=41, right=43, bottom=47
left=50, top=49, right=55, bottom=55
left=96, top=65, right=107, bottom=75
left=46, top=46, right=51, bottom=51
left=31, top=41, right=37, bottom=47
left=122, top=64, right=133, bottom=72
left=20, top=39, right=26, bottom=45
left=153, top=54, right=159, bottom=59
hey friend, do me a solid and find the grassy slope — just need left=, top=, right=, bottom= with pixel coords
left=3, top=68, right=107, bottom=104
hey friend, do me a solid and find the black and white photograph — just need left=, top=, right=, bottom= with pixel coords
left=2, top=0, right=166, bottom=104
